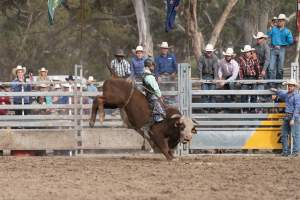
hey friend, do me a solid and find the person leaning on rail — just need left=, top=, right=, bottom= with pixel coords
left=270, top=79, right=300, bottom=157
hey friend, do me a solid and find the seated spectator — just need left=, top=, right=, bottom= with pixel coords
left=36, top=84, right=52, bottom=114
left=218, top=48, right=239, bottom=102
left=110, top=49, right=131, bottom=79
left=198, top=44, right=218, bottom=106
left=11, top=65, right=32, bottom=115
left=238, top=45, right=262, bottom=112
left=131, top=45, right=146, bottom=81
left=87, top=76, right=97, bottom=104
left=52, top=84, right=61, bottom=104
left=0, top=85, right=10, bottom=115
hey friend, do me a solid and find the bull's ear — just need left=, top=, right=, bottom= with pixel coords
left=191, top=127, right=197, bottom=134
left=170, top=114, right=181, bottom=119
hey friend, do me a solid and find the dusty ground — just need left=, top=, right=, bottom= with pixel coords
left=0, top=155, right=299, bottom=200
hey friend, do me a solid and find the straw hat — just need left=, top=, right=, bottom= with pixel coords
left=222, top=48, right=235, bottom=56
left=87, top=76, right=96, bottom=83
left=241, top=45, right=256, bottom=53
left=160, top=42, right=169, bottom=49
left=39, top=67, right=48, bottom=73
left=283, top=79, right=299, bottom=87
left=135, top=45, right=144, bottom=52
left=278, top=14, right=287, bottom=20
left=39, top=83, right=49, bottom=88
left=204, top=44, right=215, bottom=52
left=12, top=65, right=26, bottom=75
left=253, top=32, right=268, bottom=39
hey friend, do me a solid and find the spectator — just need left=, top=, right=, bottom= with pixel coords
left=87, top=76, right=97, bottom=104
left=269, top=16, right=278, bottom=30
left=131, top=45, right=146, bottom=81
left=0, top=85, right=10, bottom=115
left=36, top=84, right=52, bottom=114
left=253, top=32, right=270, bottom=79
left=59, top=83, right=72, bottom=114
left=270, top=79, right=300, bottom=157
left=11, top=65, right=32, bottom=115
left=267, top=13, right=294, bottom=80
left=52, top=84, right=61, bottom=104
left=155, top=42, right=177, bottom=79
left=218, top=48, right=239, bottom=102
left=198, top=44, right=219, bottom=105
left=110, top=49, right=131, bottom=79
left=238, top=45, right=262, bottom=112
left=37, top=67, right=50, bottom=82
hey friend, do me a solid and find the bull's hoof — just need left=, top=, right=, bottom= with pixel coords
left=89, top=120, right=95, bottom=128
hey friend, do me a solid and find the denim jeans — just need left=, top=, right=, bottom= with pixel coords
left=269, top=47, right=286, bottom=80
left=202, top=74, right=216, bottom=103
left=281, top=118, right=300, bottom=154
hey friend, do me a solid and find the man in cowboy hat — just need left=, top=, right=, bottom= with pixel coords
left=238, top=45, right=262, bottom=112
left=11, top=65, right=32, bottom=115
left=110, top=49, right=131, bottom=79
left=267, top=13, right=293, bottom=80
left=253, top=32, right=270, bottom=79
left=87, top=76, right=97, bottom=104
left=270, top=80, right=300, bottom=157
left=130, top=45, right=146, bottom=80
left=198, top=44, right=219, bottom=105
left=154, top=42, right=177, bottom=78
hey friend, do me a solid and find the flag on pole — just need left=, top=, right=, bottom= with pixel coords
left=165, top=0, right=180, bottom=32
left=48, top=0, right=64, bottom=25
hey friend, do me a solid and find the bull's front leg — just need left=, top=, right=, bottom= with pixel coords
left=98, top=97, right=105, bottom=125
left=152, top=134, right=174, bottom=160
left=89, top=96, right=99, bottom=128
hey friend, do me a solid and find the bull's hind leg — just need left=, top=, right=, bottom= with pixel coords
left=89, top=96, right=99, bottom=127
left=98, top=97, right=105, bottom=125
left=89, top=96, right=105, bottom=127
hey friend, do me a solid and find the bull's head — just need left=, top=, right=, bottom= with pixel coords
left=170, top=114, right=197, bottom=143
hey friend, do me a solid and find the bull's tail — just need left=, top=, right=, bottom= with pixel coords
left=89, top=95, right=105, bottom=127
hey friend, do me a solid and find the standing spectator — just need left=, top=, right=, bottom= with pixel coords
left=198, top=44, right=219, bottom=105
left=131, top=45, right=146, bottom=81
left=218, top=48, right=239, bottom=102
left=270, top=80, right=300, bottom=157
left=238, top=45, right=262, bottom=112
left=36, top=84, right=52, bottom=114
left=253, top=32, right=270, bottom=79
left=267, top=13, right=294, bottom=80
left=110, top=49, right=131, bottom=79
left=269, top=16, right=278, bottom=30
left=87, top=76, right=97, bottom=104
left=155, top=42, right=177, bottom=79
left=37, top=67, right=50, bottom=82
left=11, top=65, right=32, bottom=115
left=0, top=85, right=10, bottom=115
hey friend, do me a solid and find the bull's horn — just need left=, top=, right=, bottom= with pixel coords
left=170, top=114, right=181, bottom=119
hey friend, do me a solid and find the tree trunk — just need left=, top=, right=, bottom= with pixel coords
left=209, top=0, right=238, bottom=47
left=132, top=0, right=153, bottom=56
left=184, top=0, right=203, bottom=62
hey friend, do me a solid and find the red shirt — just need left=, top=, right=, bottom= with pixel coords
left=0, top=96, right=10, bottom=115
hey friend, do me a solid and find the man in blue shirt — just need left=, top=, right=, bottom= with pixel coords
left=270, top=79, right=300, bottom=157
left=130, top=45, right=146, bottom=81
left=267, top=14, right=294, bottom=80
left=155, top=42, right=177, bottom=79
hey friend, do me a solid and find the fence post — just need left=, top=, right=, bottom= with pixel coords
left=74, top=64, right=83, bottom=155
left=176, top=63, right=192, bottom=156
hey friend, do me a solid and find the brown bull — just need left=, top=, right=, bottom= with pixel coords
left=89, top=79, right=196, bottom=160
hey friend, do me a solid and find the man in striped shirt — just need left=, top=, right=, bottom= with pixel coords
left=110, top=49, right=131, bottom=78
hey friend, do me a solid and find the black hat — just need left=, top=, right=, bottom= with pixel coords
left=65, top=75, right=75, bottom=81
left=114, top=49, right=125, bottom=57
left=144, top=58, right=155, bottom=67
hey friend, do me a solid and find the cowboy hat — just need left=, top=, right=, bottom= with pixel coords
left=87, top=76, right=96, bottom=82
left=222, top=48, right=235, bottom=56
left=204, top=44, right=215, bottom=52
left=278, top=14, right=287, bottom=20
left=12, top=65, right=26, bottom=75
left=283, top=79, right=299, bottom=86
left=39, top=67, right=48, bottom=73
left=54, top=84, right=61, bottom=89
left=272, top=16, right=278, bottom=21
left=253, top=32, right=268, bottom=39
left=160, top=42, right=169, bottom=49
left=65, top=75, right=75, bottom=81
left=114, top=49, right=125, bottom=57
left=135, top=45, right=144, bottom=52
left=62, top=83, right=71, bottom=88
left=241, top=45, right=256, bottom=53
left=38, top=83, right=49, bottom=88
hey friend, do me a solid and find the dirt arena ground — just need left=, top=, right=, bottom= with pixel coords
left=0, top=155, right=299, bottom=200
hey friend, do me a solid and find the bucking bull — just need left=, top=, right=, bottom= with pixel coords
left=89, top=79, right=197, bottom=160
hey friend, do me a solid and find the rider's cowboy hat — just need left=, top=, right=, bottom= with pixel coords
left=135, top=45, right=144, bottom=52
left=253, top=32, right=268, bottom=39
left=283, top=79, right=299, bottom=87
left=38, top=67, right=48, bottom=73
left=87, top=76, right=96, bottom=83
left=278, top=14, right=287, bottom=21
left=241, top=45, right=256, bottom=53
left=222, top=48, right=235, bottom=56
left=12, top=65, right=26, bottom=75
left=114, top=49, right=125, bottom=57
left=204, top=44, right=215, bottom=52
left=160, top=42, right=170, bottom=49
